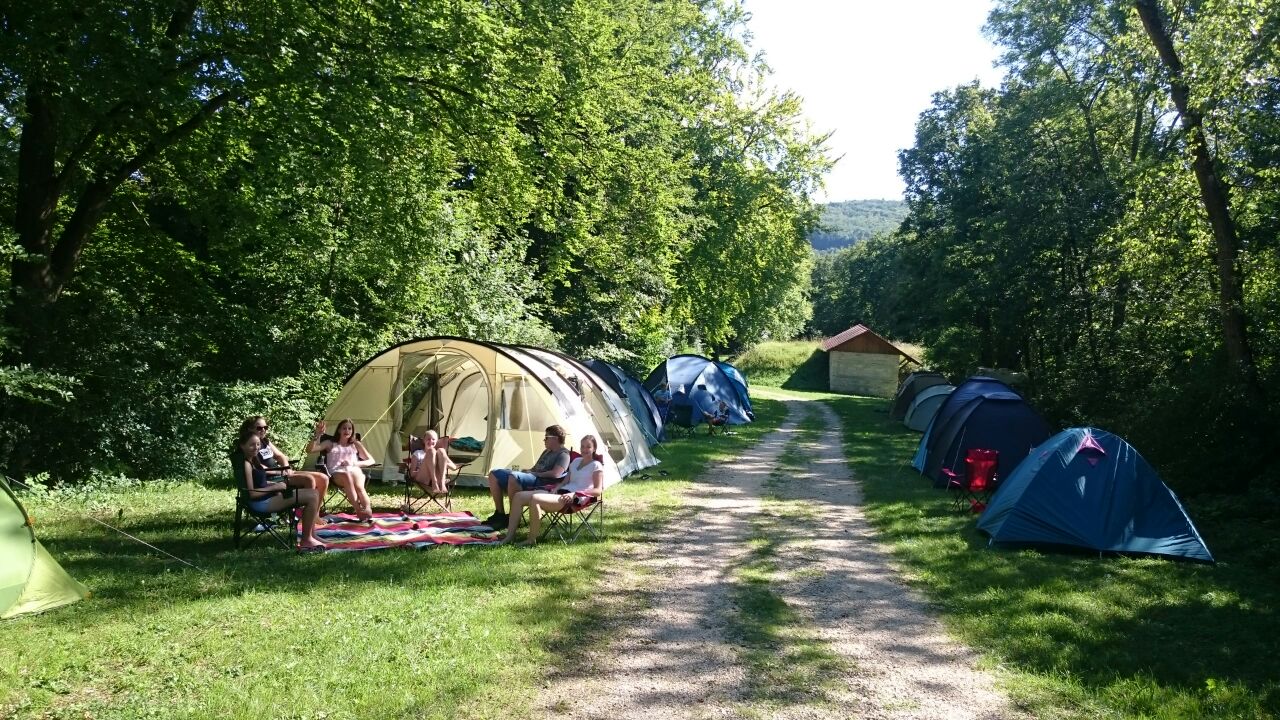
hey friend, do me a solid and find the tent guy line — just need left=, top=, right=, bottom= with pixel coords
left=3, top=474, right=206, bottom=573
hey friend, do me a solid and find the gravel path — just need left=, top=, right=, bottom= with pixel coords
left=537, top=398, right=1016, bottom=719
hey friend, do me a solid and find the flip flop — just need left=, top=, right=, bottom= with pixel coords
left=658, top=470, right=671, bottom=476
left=297, top=544, right=326, bottom=554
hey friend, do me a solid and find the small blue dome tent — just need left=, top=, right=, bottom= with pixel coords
left=912, top=376, right=1017, bottom=474
left=583, top=359, right=664, bottom=446
left=644, top=355, right=752, bottom=431
left=922, top=391, right=1051, bottom=484
left=977, top=428, right=1214, bottom=563
left=715, top=361, right=754, bottom=419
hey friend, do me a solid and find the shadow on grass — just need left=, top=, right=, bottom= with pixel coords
left=780, top=349, right=828, bottom=392
left=820, top=393, right=1280, bottom=717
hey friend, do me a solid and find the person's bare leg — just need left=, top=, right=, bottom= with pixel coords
left=288, top=472, right=329, bottom=525
left=332, top=473, right=356, bottom=513
left=431, top=450, right=449, bottom=494
left=487, top=472, right=506, bottom=514
left=413, top=460, right=437, bottom=493
left=523, top=504, right=542, bottom=546
left=299, top=490, right=323, bottom=547
left=349, top=469, right=372, bottom=519
left=501, top=493, right=528, bottom=543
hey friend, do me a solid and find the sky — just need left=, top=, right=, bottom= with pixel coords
left=740, top=0, right=1006, bottom=202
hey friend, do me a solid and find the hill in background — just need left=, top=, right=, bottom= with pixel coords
left=809, top=199, right=907, bottom=251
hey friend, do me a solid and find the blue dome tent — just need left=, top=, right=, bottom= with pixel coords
left=583, top=359, right=664, bottom=446
left=644, top=355, right=753, bottom=431
left=978, top=428, right=1214, bottom=563
left=912, top=376, right=1017, bottom=475
left=714, top=361, right=754, bottom=420
left=919, top=391, right=1051, bottom=484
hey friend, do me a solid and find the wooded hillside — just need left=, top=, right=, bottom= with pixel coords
left=808, top=199, right=907, bottom=251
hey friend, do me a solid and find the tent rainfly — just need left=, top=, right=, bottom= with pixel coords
left=978, top=428, right=1214, bottom=563
left=314, top=337, right=658, bottom=488
left=1, top=476, right=90, bottom=618
left=890, top=370, right=948, bottom=420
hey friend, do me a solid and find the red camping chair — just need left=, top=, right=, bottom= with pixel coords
left=537, top=450, right=606, bottom=543
left=946, top=448, right=999, bottom=513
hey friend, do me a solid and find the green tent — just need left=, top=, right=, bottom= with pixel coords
left=1, top=477, right=89, bottom=619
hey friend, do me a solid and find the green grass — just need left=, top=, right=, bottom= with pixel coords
left=730, top=340, right=828, bottom=391
left=804, top=389, right=1280, bottom=720
left=0, top=399, right=786, bottom=720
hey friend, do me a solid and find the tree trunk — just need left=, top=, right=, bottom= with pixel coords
left=1134, top=0, right=1264, bottom=408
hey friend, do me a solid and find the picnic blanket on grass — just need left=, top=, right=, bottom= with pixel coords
left=313, top=511, right=501, bottom=551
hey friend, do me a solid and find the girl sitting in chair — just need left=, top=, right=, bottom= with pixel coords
left=500, top=434, right=604, bottom=546
left=236, top=430, right=325, bottom=551
left=409, top=430, right=457, bottom=496
left=308, top=418, right=376, bottom=522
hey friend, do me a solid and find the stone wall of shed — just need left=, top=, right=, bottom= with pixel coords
left=828, top=351, right=899, bottom=397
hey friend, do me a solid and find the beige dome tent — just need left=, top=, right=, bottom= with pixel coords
left=314, top=337, right=640, bottom=487
left=517, top=346, right=659, bottom=478
left=1, top=476, right=90, bottom=618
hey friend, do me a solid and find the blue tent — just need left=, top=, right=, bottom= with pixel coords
left=918, top=390, right=1051, bottom=485
left=715, top=361, right=754, bottom=419
left=644, top=355, right=752, bottom=431
left=912, top=376, right=1017, bottom=474
left=583, top=359, right=664, bottom=446
left=978, top=428, right=1214, bottom=563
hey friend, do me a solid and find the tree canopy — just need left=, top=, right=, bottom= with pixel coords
left=811, top=0, right=1279, bottom=494
left=1, top=0, right=830, bottom=480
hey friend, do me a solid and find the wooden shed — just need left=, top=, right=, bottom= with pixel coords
left=821, top=324, right=920, bottom=397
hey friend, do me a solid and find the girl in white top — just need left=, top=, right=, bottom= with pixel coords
left=500, top=434, right=604, bottom=545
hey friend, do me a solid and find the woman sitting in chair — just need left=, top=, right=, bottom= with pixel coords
left=235, top=430, right=325, bottom=551
left=240, top=416, right=331, bottom=504
left=500, top=434, right=604, bottom=546
left=308, top=418, right=375, bottom=522
left=409, top=430, right=458, bottom=496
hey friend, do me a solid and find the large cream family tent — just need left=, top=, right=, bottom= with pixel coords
left=516, top=347, right=659, bottom=478
left=315, top=337, right=643, bottom=488
left=2, top=476, right=90, bottom=618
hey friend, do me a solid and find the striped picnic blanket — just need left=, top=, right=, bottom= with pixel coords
left=313, top=511, right=501, bottom=551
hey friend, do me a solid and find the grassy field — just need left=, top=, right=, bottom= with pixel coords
left=0, top=400, right=785, bottom=720
left=730, top=340, right=827, bottom=390
left=759, top=387, right=1280, bottom=720
left=10, top=385, right=1279, bottom=719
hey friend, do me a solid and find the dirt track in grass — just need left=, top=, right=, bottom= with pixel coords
left=536, top=398, right=1017, bottom=720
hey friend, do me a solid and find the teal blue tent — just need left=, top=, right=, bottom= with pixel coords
left=977, top=428, right=1214, bottom=563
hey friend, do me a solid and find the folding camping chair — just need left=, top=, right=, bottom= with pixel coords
left=536, top=450, right=606, bottom=543
left=231, top=459, right=300, bottom=551
left=309, top=434, right=349, bottom=514
left=664, top=404, right=697, bottom=439
left=945, top=448, right=999, bottom=513
left=401, top=434, right=465, bottom=513
left=702, top=401, right=732, bottom=436
left=539, top=491, right=605, bottom=543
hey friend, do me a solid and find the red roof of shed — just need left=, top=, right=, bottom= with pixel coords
left=820, top=324, right=921, bottom=363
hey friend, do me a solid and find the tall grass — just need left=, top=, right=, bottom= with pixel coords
left=730, top=341, right=827, bottom=391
